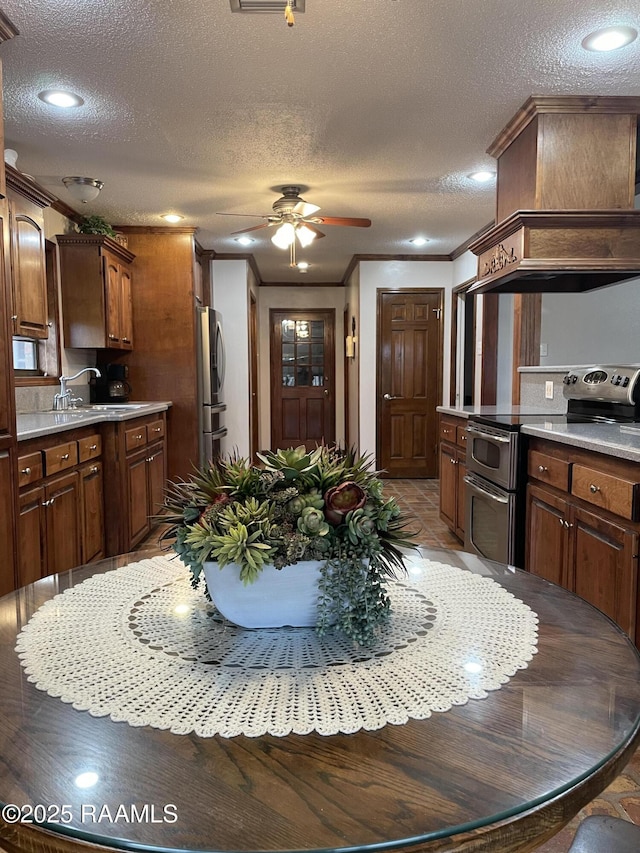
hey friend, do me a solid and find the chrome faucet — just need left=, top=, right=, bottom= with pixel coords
left=53, top=368, right=101, bottom=411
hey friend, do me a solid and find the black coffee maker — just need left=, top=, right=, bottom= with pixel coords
left=90, top=364, right=132, bottom=403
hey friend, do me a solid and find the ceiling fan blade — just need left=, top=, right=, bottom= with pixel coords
left=217, top=212, right=270, bottom=218
left=230, top=223, right=272, bottom=235
left=300, top=222, right=325, bottom=239
left=313, top=216, right=372, bottom=227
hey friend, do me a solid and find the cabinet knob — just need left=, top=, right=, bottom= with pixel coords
left=108, top=334, right=118, bottom=340
left=89, top=444, right=97, bottom=451
left=460, top=434, right=466, bottom=441
left=152, top=427, right=161, bottom=433
left=589, top=483, right=600, bottom=494
left=11, top=314, right=17, bottom=321
left=90, top=465, right=98, bottom=474
left=564, top=520, right=573, bottom=529
left=538, top=465, right=548, bottom=473
left=136, top=433, right=143, bottom=440
left=60, top=453, right=70, bottom=461
left=21, top=467, right=31, bottom=475
left=122, top=337, right=131, bottom=343
left=449, top=457, right=456, bottom=464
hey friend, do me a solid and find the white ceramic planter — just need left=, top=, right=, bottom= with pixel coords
left=203, top=560, right=323, bottom=628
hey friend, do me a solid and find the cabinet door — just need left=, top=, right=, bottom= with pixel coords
left=119, top=264, right=133, bottom=349
left=147, top=443, right=166, bottom=519
left=45, top=470, right=81, bottom=575
left=455, top=451, right=466, bottom=541
left=569, top=504, right=638, bottom=641
left=80, top=461, right=105, bottom=564
left=18, top=483, right=46, bottom=587
left=526, top=484, right=568, bottom=587
left=104, top=252, right=122, bottom=346
left=439, top=443, right=457, bottom=531
left=0, top=450, right=17, bottom=595
left=9, top=197, right=48, bottom=339
left=127, top=449, right=151, bottom=547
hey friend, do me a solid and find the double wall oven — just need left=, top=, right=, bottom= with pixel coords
left=464, top=365, right=640, bottom=567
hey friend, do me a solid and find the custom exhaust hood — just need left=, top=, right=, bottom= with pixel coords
left=469, top=96, right=640, bottom=294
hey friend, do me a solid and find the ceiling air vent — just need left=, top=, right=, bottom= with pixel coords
left=229, top=0, right=305, bottom=12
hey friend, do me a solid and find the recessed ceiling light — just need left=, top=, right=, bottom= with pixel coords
left=297, top=261, right=310, bottom=270
left=468, top=171, right=496, bottom=183
left=161, top=214, right=184, bottom=223
left=409, top=237, right=429, bottom=246
left=582, top=26, right=637, bottom=52
left=235, top=236, right=254, bottom=246
left=38, top=89, right=84, bottom=108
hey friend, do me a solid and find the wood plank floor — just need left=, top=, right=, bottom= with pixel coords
left=137, top=477, right=639, bottom=851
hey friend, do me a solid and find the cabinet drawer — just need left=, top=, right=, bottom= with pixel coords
left=44, top=441, right=78, bottom=476
left=78, top=433, right=102, bottom=463
left=18, top=452, right=43, bottom=487
left=456, top=424, right=468, bottom=450
left=146, top=420, right=165, bottom=442
left=439, top=419, right=458, bottom=444
left=125, top=425, right=148, bottom=453
left=571, top=464, right=639, bottom=520
left=528, top=450, right=570, bottom=492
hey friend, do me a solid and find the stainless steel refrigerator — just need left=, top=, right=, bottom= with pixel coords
left=197, top=307, right=227, bottom=466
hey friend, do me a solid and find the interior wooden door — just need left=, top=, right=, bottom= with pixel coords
left=377, top=289, right=442, bottom=478
left=250, top=292, right=259, bottom=459
left=270, top=309, right=335, bottom=451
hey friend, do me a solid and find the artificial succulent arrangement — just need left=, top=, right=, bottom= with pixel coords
left=161, top=445, right=417, bottom=644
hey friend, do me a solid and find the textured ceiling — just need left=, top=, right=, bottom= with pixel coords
left=1, top=0, right=639, bottom=282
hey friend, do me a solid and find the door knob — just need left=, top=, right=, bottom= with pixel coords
left=324, top=389, right=329, bottom=396
left=383, top=393, right=400, bottom=400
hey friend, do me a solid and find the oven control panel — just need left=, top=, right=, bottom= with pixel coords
left=562, top=366, right=640, bottom=404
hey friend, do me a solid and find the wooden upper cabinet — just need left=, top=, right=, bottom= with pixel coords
left=490, top=96, right=640, bottom=223
left=7, top=167, right=55, bottom=340
left=57, top=234, right=135, bottom=350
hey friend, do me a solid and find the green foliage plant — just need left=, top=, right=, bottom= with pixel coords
left=77, top=215, right=117, bottom=238
left=161, top=445, right=418, bottom=645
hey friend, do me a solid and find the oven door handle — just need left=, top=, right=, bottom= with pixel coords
left=465, top=424, right=511, bottom=443
left=463, top=475, right=509, bottom=504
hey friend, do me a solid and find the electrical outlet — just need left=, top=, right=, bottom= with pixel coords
left=545, top=381, right=554, bottom=400
left=540, top=343, right=548, bottom=357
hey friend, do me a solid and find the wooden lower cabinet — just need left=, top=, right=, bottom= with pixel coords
left=17, top=430, right=102, bottom=584
left=0, top=449, right=17, bottom=596
left=438, top=414, right=467, bottom=541
left=80, top=461, right=105, bottom=564
left=103, top=414, right=168, bottom=555
left=526, top=438, right=639, bottom=645
left=127, top=441, right=166, bottom=548
left=18, top=471, right=82, bottom=584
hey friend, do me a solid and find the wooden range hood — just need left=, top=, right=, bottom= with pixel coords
left=469, top=95, right=640, bottom=294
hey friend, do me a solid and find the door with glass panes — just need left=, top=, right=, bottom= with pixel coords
left=270, top=309, right=335, bottom=451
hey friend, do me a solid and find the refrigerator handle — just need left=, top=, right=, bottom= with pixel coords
left=216, top=320, right=226, bottom=394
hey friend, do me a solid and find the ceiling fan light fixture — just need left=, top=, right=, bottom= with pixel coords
left=296, top=224, right=316, bottom=247
left=62, top=176, right=104, bottom=203
left=272, top=221, right=296, bottom=249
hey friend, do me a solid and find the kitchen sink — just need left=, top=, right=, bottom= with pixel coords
left=83, top=404, right=150, bottom=411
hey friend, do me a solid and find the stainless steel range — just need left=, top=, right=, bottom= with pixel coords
left=464, top=365, right=640, bottom=567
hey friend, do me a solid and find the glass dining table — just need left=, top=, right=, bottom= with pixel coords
left=0, top=546, right=638, bottom=853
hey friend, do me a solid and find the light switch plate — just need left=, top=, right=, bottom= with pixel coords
left=545, top=381, right=554, bottom=399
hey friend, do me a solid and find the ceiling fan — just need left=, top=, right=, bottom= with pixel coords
left=217, top=186, right=371, bottom=265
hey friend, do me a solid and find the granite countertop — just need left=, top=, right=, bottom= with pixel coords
left=17, top=402, right=172, bottom=441
left=521, top=421, right=640, bottom=463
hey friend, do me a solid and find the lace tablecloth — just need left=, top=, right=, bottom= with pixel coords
left=16, top=555, right=538, bottom=738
